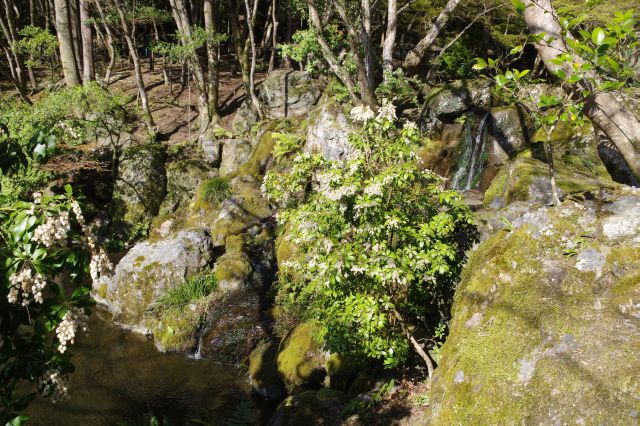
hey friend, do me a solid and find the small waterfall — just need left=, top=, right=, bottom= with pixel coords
left=451, top=112, right=490, bottom=191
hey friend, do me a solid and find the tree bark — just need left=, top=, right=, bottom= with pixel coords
left=204, top=0, right=220, bottom=122
left=54, top=0, right=81, bottom=86
left=112, top=0, right=156, bottom=135
left=402, top=0, right=460, bottom=71
left=0, top=0, right=32, bottom=97
left=94, top=0, right=116, bottom=84
left=382, top=0, right=397, bottom=77
left=243, top=0, right=262, bottom=117
left=522, top=0, right=640, bottom=180
left=79, top=0, right=94, bottom=83
left=268, top=0, right=278, bottom=72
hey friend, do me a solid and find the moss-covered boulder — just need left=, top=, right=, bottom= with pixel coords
left=92, top=230, right=214, bottom=333
left=426, top=188, right=640, bottom=424
left=112, top=143, right=166, bottom=228
left=213, top=235, right=253, bottom=292
left=277, top=321, right=328, bottom=394
left=249, top=340, right=287, bottom=400
left=159, top=159, right=216, bottom=216
left=483, top=157, right=618, bottom=208
left=268, top=389, right=346, bottom=426
left=219, top=138, right=255, bottom=176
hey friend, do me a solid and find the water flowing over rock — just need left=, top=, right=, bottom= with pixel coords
left=425, top=185, right=640, bottom=424
left=111, top=143, right=166, bottom=228
left=93, top=230, right=214, bottom=333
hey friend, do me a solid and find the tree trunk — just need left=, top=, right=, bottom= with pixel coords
left=243, top=0, right=262, bottom=117
left=112, top=0, right=156, bottom=135
left=306, top=0, right=358, bottom=102
left=70, top=0, right=83, bottom=76
left=54, top=0, right=80, bottom=86
left=402, top=0, right=460, bottom=71
left=268, top=0, right=278, bottom=72
left=79, top=0, right=94, bottom=83
left=522, top=0, right=640, bottom=180
left=382, top=0, right=397, bottom=77
left=170, top=0, right=211, bottom=134
left=0, top=0, right=32, bottom=97
left=94, top=0, right=116, bottom=84
left=204, top=0, right=220, bottom=122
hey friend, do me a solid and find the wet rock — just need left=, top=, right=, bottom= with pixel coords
left=259, top=70, right=322, bottom=119
left=489, top=106, right=529, bottom=158
left=249, top=340, right=287, bottom=400
left=304, top=95, right=355, bottom=161
left=268, top=389, right=346, bottom=426
left=219, top=138, right=255, bottom=176
left=93, top=230, right=214, bottom=332
left=112, top=143, right=166, bottom=228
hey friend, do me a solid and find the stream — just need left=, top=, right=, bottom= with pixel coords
left=23, top=307, right=267, bottom=425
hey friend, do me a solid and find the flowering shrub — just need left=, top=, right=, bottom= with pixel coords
left=264, top=102, right=475, bottom=368
left=0, top=187, right=111, bottom=421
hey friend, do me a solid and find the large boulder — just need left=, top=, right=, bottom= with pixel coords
left=259, top=70, right=322, bottom=119
left=219, top=138, right=255, bottom=176
left=489, top=106, right=529, bottom=159
left=112, top=143, right=166, bottom=228
left=304, top=96, right=355, bottom=161
left=232, top=100, right=260, bottom=134
left=199, top=129, right=222, bottom=166
left=426, top=187, right=640, bottom=424
left=249, top=340, right=287, bottom=400
left=268, top=389, right=346, bottom=426
left=159, top=159, right=216, bottom=216
left=93, top=230, right=214, bottom=332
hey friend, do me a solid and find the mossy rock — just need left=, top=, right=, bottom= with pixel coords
left=426, top=192, right=640, bottom=424
left=268, top=388, right=346, bottom=426
left=249, top=340, right=286, bottom=400
left=152, top=305, right=202, bottom=353
left=213, top=235, right=253, bottom=292
left=159, top=158, right=215, bottom=217
left=483, top=157, right=618, bottom=208
left=277, top=321, right=327, bottom=394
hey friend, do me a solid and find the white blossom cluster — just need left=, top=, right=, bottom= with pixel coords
left=33, top=210, right=71, bottom=247
left=38, top=369, right=69, bottom=402
left=55, top=308, right=88, bottom=353
left=90, top=250, right=113, bottom=282
left=7, top=268, right=47, bottom=305
left=377, top=99, right=397, bottom=122
left=350, top=104, right=375, bottom=122
left=364, top=182, right=383, bottom=197
left=58, top=121, right=80, bottom=139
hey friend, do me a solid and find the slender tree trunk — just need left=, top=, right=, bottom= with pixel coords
left=54, top=0, right=80, bottom=86
left=306, top=0, right=358, bottom=103
left=112, top=0, right=156, bottom=135
left=402, top=0, right=460, bottom=71
left=522, top=0, right=640, bottom=180
left=170, top=0, right=211, bottom=133
left=382, top=0, right=397, bottom=77
left=204, top=0, right=220, bottom=122
left=361, top=0, right=373, bottom=88
left=79, top=0, right=94, bottom=82
left=94, top=0, right=116, bottom=84
left=268, top=0, right=278, bottom=72
left=243, top=0, right=262, bottom=117
left=0, top=0, right=32, bottom=97
left=70, top=0, right=83, bottom=76
left=27, top=0, right=39, bottom=90
left=152, top=21, right=170, bottom=85
left=226, top=0, right=250, bottom=93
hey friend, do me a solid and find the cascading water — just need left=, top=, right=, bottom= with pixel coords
left=450, top=112, right=490, bottom=191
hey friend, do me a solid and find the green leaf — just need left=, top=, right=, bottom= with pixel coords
left=592, top=27, right=605, bottom=45
left=33, top=143, right=47, bottom=158
left=510, top=0, right=525, bottom=13
left=472, top=58, right=488, bottom=70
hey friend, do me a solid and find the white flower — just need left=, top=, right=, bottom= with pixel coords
left=364, top=182, right=383, bottom=197
left=7, top=268, right=47, bottom=305
left=376, top=99, right=397, bottom=122
left=404, top=121, right=417, bottom=130
left=33, top=211, right=71, bottom=248
left=350, top=104, right=375, bottom=123
left=38, top=369, right=69, bottom=402
left=55, top=308, right=88, bottom=354
left=387, top=218, right=400, bottom=229
left=351, top=265, right=366, bottom=274
left=90, top=250, right=113, bottom=283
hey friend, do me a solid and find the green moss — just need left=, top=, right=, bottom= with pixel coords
left=277, top=320, right=326, bottom=393
left=152, top=306, right=201, bottom=352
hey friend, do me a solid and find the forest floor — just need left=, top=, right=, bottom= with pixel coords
left=108, top=62, right=265, bottom=145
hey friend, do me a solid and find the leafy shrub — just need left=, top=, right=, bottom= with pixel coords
left=273, top=132, right=304, bottom=159
left=265, top=102, right=475, bottom=368
left=16, top=26, right=58, bottom=73
left=376, top=69, right=424, bottom=107
left=199, top=177, right=231, bottom=204
left=156, top=273, right=217, bottom=310
left=436, top=38, right=478, bottom=79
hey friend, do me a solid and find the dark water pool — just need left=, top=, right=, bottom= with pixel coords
left=23, top=307, right=264, bottom=425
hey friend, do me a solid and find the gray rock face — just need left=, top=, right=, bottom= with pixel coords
left=199, top=130, right=222, bottom=166
left=602, top=195, right=640, bottom=240
left=304, top=97, right=354, bottom=160
left=232, top=101, right=260, bottom=134
left=93, top=230, right=214, bottom=333
left=219, top=138, right=254, bottom=175
left=489, top=106, right=529, bottom=157
left=112, top=143, right=166, bottom=226
left=259, top=70, right=321, bottom=119
left=160, top=159, right=216, bottom=215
